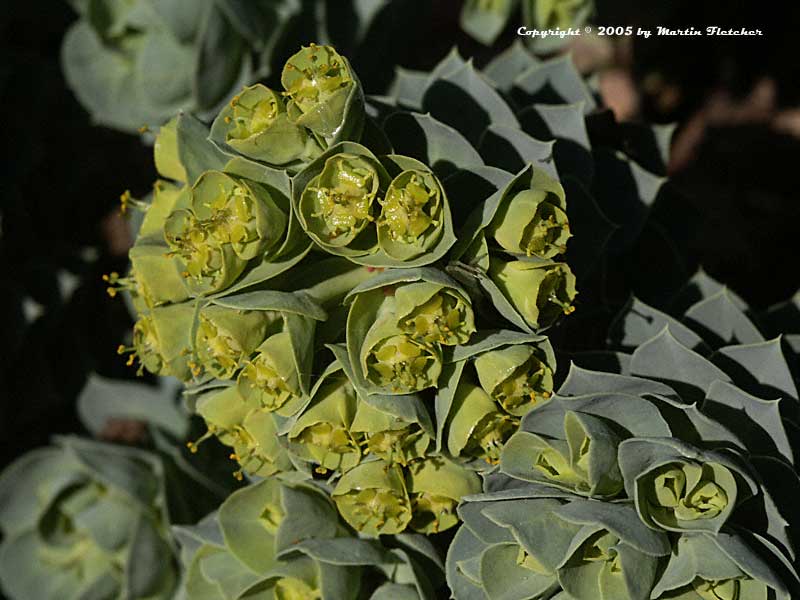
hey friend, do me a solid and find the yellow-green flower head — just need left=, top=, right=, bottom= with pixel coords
left=447, top=383, right=519, bottom=464
left=195, top=386, right=292, bottom=479
left=405, top=457, right=480, bottom=534
left=488, top=188, right=571, bottom=259
left=238, top=331, right=304, bottom=415
left=332, top=460, right=412, bottom=536
left=489, top=258, right=577, bottom=330
left=377, top=169, right=444, bottom=260
left=164, top=207, right=238, bottom=293
left=350, top=401, right=430, bottom=466
left=194, top=305, right=271, bottom=379
left=288, top=375, right=361, bottom=473
left=366, top=332, right=442, bottom=394
left=214, top=84, right=315, bottom=165
left=474, top=344, right=554, bottom=416
left=394, top=281, right=475, bottom=346
left=282, top=44, right=355, bottom=136
left=164, top=171, right=288, bottom=295
left=299, top=153, right=380, bottom=248
left=531, top=0, right=593, bottom=31
left=125, top=247, right=188, bottom=307
left=227, top=85, right=282, bottom=140
left=125, top=302, right=195, bottom=380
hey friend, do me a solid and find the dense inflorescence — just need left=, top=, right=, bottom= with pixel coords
left=6, top=29, right=798, bottom=600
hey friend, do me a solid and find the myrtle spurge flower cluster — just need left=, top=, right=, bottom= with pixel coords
left=4, top=29, right=795, bottom=600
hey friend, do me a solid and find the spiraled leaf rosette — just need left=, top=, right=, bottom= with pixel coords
left=176, top=477, right=370, bottom=599
left=650, top=533, right=795, bottom=600
left=0, top=437, right=177, bottom=600
left=448, top=487, right=671, bottom=600
left=619, top=438, right=755, bottom=534
left=500, top=391, right=671, bottom=497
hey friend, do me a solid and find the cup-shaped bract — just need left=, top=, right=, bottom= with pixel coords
left=196, top=385, right=293, bottom=478
left=377, top=167, right=447, bottom=261
left=619, top=439, right=751, bottom=534
left=297, top=149, right=383, bottom=253
left=236, top=307, right=317, bottom=417
left=154, top=117, right=187, bottom=183
left=488, top=258, right=577, bottom=330
left=193, top=304, right=272, bottom=379
left=446, top=382, right=519, bottom=464
left=0, top=437, right=177, bottom=600
left=138, top=180, right=190, bottom=239
left=487, top=168, right=571, bottom=259
left=129, top=301, right=195, bottom=380
left=164, top=170, right=289, bottom=295
left=393, top=281, right=476, bottom=346
left=281, top=44, right=363, bottom=142
left=474, top=342, right=555, bottom=416
left=346, top=269, right=475, bottom=395
left=288, top=373, right=361, bottom=473
left=405, top=457, right=481, bottom=534
left=350, top=399, right=432, bottom=466
left=350, top=291, right=443, bottom=395
left=212, top=84, right=317, bottom=166
left=332, top=460, right=412, bottom=536
left=127, top=243, right=189, bottom=308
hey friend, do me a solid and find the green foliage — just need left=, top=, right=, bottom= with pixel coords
left=0, top=437, right=178, bottom=600
left=173, top=476, right=443, bottom=599
left=44, top=29, right=800, bottom=600
left=447, top=274, right=800, bottom=599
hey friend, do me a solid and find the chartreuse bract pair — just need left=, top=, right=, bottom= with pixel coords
left=447, top=272, right=800, bottom=599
